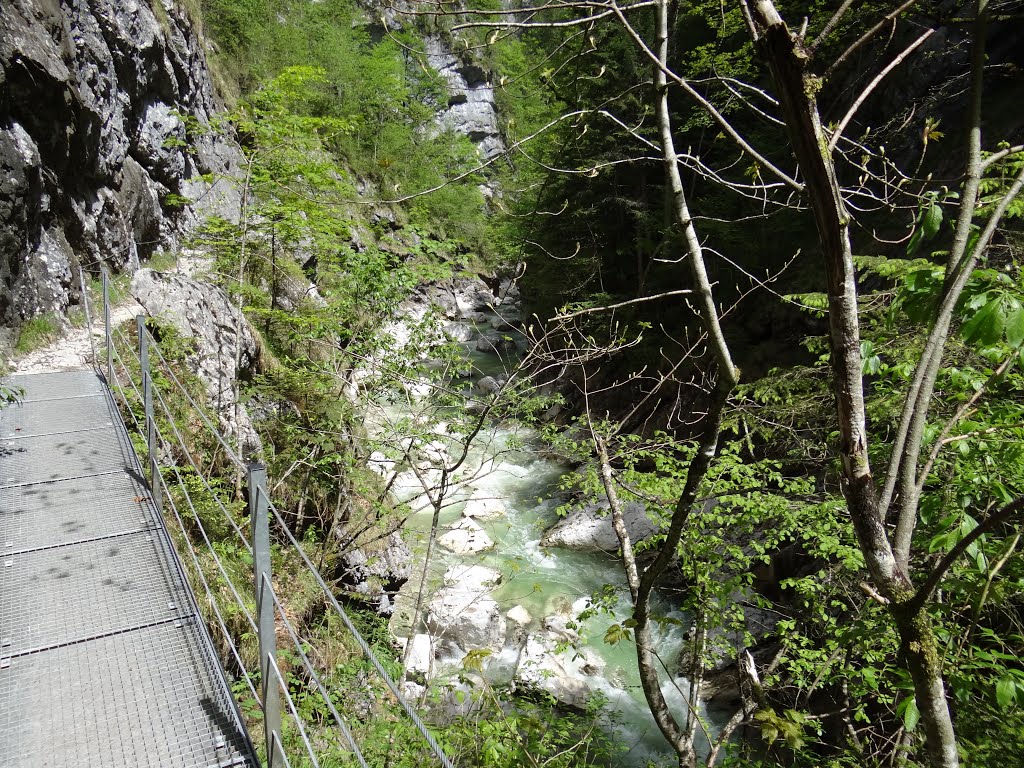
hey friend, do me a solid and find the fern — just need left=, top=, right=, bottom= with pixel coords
left=854, top=255, right=935, bottom=278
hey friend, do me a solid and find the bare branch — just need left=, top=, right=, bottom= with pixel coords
left=553, top=288, right=694, bottom=320
left=827, top=28, right=936, bottom=152
left=607, top=0, right=804, bottom=191
left=823, top=0, right=922, bottom=82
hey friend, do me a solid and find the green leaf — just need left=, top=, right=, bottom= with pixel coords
left=861, top=340, right=882, bottom=375
left=462, top=648, right=492, bottom=673
left=899, top=695, right=921, bottom=731
left=922, top=202, right=943, bottom=239
left=863, top=666, right=879, bottom=691
left=604, top=623, right=631, bottom=645
left=1006, top=304, right=1024, bottom=348
left=997, top=676, right=1017, bottom=710
left=906, top=227, right=924, bottom=257
left=961, top=297, right=1007, bottom=346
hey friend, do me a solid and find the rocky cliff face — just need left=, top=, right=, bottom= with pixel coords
left=423, top=36, right=504, bottom=162
left=0, top=0, right=238, bottom=345
left=373, top=1, right=505, bottom=163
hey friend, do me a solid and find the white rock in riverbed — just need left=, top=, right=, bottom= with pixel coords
left=542, top=614, right=579, bottom=642
left=443, top=322, right=475, bottom=342
left=404, top=633, right=434, bottom=682
left=438, top=518, right=495, bottom=554
left=401, top=680, right=426, bottom=702
left=427, top=586, right=506, bottom=651
left=443, top=564, right=502, bottom=592
left=540, top=500, right=658, bottom=552
left=462, top=488, right=507, bottom=519
left=507, top=605, right=532, bottom=626
left=515, top=630, right=605, bottom=709
left=475, top=375, right=504, bottom=394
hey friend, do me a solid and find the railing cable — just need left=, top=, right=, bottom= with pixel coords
left=263, top=571, right=370, bottom=767
left=147, top=366, right=253, bottom=554
left=78, top=267, right=99, bottom=373
left=157, top=464, right=261, bottom=706
left=148, top=338, right=245, bottom=469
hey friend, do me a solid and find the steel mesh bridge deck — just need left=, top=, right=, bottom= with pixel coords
left=0, top=371, right=256, bottom=767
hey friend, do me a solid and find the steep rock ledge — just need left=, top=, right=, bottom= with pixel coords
left=131, top=268, right=262, bottom=457
left=0, top=0, right=239, bottom=341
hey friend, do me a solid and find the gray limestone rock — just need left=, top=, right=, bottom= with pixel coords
left=540, top=500, right=659, bottom=552
left=135, top=102, right=187, bottom=188
left=0, top=0, right=241, bottom=337
left=474, top=332, right=516, bottom=356
left=461, top=487, right=506, bottom=519
left=427, top=574, right=506, bottom=652
left=514, top=630, right=605, bottom=710
left=474, top=375, right=504, bottom=395
left=438, top=517, right=495, bottom=555
left=130, top=268, right=262, bottom=457
left=341, top=531, right=413, bottom=609
left=424, top=36, right=505, bottom=161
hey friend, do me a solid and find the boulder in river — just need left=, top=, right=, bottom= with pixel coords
left=475, top=375, right=505, bottom=395
left=340, top=531, right=412, bottom=604
left=404, top=633, right=434, bottom=683
left=443, top=564, right=502, bottom=591
left=489, top=312, right=521, bottom=332
left=438, top=518, right=495, bottom=554
left=540, top=500, right=658, bottom=552
left=506, top=605, right=532, bottom=626
left=367, top=451, right=396, bottom=482
left=427, top=581, right=506, bottom=651
left=475, top=332, right=516, bottom=355
left=462, top=488, right=507, bottom=519
left=514, top=630, right=605, bottom=710
left=443, top=322, right=475, bottom=342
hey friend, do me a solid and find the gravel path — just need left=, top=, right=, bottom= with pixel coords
left=12, top=300, right=145, bottom=375
left=11, top=254, right=209, bottom=376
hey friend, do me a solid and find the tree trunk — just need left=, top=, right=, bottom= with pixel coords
left=751, top=3, right=959, bottom=765
left=893, top=605, right=960, bottom=768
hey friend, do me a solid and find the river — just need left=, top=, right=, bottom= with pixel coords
left=367, top=312, right=716, bottom=766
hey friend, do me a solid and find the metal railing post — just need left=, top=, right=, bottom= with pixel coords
left=137, top=316, right=162, bottom=514
left=249, top=462, right=282, bottom=766
left=103, top=270, right=112, bottom=384
left=78, top=267, right=98, bottom=372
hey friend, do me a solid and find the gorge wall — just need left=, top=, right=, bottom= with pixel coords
left=0, top=0, right=238, bottom=347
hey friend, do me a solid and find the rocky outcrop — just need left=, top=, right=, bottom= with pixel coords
left=424, top=37, right=504, bottom=162
left=130, top=268, right=262, bottom=456
left=0, top=0, right=239, bottom=338
left=340, top=531, right=413, bottom=614
left=541, top=500, right=658, bottom=552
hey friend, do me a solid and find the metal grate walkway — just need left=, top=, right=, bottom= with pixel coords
left=0, top=371, right=256, bottom=768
